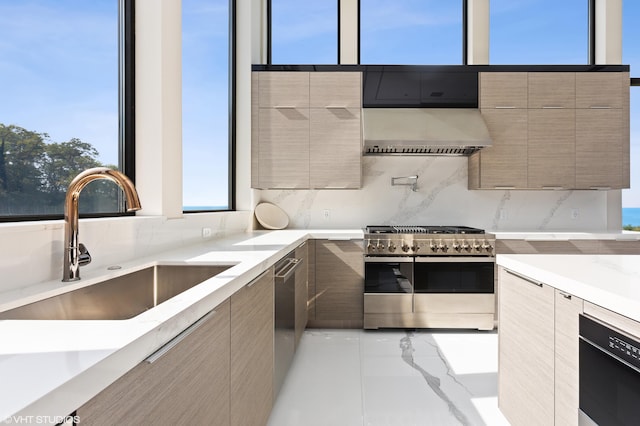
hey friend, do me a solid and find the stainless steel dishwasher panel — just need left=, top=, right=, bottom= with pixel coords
left=274, top=252, right=302, bottom=396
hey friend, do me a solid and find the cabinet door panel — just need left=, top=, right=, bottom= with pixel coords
left=310, top=72, right=361, bottom=108
left=259, top=72, right=309, bottom=108
left=528, top=72, right=575, bottom=108
left=479, top=72, right=528, bottom=108
left=576, top=72, right=623, bottom=109
left=258, top=108, right=310, bottom=188
left=231, top=270, right=274, bottom=426
left=527, top=109, right=575, bottom=189
left=575, top=108, right=623, bottom=189
left=310, top=108, right=362, bottom=188
left=315, top=240, right=364, bottom=322
left=498, top=267, right=554, bottom=426
left=555, top=290, right=583, bottom=426
left=78, top=300, right=231, bottom=425
left=478, top=109, right=528, bottom=188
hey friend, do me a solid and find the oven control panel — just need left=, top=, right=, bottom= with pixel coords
left=580, top=315, right=640, bottom=370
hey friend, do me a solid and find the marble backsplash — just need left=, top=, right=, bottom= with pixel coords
left=0, top=211, right=251, bottom=292
left=257, top=156, right=612, bottom=231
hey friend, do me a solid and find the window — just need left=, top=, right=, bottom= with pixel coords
left=0, top=0, right=131, bottom=219
left=490, top=0, right=588, bottom=64
left=622, top=1, right=640, bottom=216
left=182, top=0, right=232, bottom=212
left=360, top=0, right=463, bottom=64
left=270, top=0, right=338, bottom=64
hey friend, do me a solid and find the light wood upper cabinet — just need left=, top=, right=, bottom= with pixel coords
left=469, top=108, right=528, bottom=189
left=554, top=290, right=583, bottom=426
left=252, top=71, right=362, bottom=189
left=258, top=72, right=309, bottom=108
left=576, top=72, right=623, bottom=109
left=77, top=300, right=231, bottom=425
left=575, top=108, right=623, bottom=189
left=310, top=72, right=361, bottom=108
left=527, top=108, right=576, bottom=189
left=528, top=72, right=575, bottom=108
left=258, top=107, right=310, bottom=188
left=310, top=107, right=362, bottom=188
left=473, top=71, right=629, bottom=190
left=479, top=72, right=528, bottom=108
left=314, top=239, right=364, bottom=324
left=498, top=267, right=555, bottom=426
left=230, top=269, right=275, bottom=426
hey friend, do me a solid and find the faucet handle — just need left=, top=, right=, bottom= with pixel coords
left=78, top=243, right=92, bottom=266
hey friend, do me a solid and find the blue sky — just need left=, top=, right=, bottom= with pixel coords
left=0, top=0, right=638, bottom=208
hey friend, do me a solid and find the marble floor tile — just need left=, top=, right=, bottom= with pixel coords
left=268, top=329, right=510, bottom=426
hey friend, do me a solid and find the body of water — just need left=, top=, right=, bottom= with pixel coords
left=622, top=208, right=640, bottom=227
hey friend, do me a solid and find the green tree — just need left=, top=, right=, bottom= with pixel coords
left=0, top=124, right=47, bottom=195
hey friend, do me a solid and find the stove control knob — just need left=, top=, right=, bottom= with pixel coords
left=437, top=240, right=447, bottom=252
left=481, top=240, right=493, bottom=252
left=429, top=241, right=438, bottom=252
left=375, top=240, right=384, bottom=251
left=413, top=245, right=420, bottom=252
left=401, top=241, right=410, bottom=252
left=452, top=240, right=462, bottom=252
left=367, top=240, right=374, bottom=251
left=388, top=242, right=397, bottom=252
left=472, top=240, right=481, bottom=252
left=461, top=240, right=471, bottom=252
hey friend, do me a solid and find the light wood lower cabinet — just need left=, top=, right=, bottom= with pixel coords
left=77, top=300, right=231, bottom=425
left=294, top=242, right=308, bottom=348
left=498, top=267, right=555, bottom=426
left=312, top=239, right=364, bottom=327
left=555, top=289, right=583, bottom=426
left=498, top=267, right=584, bottom=426
left=230, top=269, right=274, bottom=426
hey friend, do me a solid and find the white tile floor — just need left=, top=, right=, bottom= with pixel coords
left=268, top=329, right=510, bottom=426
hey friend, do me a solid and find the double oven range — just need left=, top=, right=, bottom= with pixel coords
left=364, top=225, right=495, bottom=330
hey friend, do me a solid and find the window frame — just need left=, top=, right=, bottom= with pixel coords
left=182, top=0, right=236, bottom=214
left=0, top=0, right=136, bottom=223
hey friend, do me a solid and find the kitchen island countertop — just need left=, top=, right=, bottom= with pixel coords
left=497, top=254, right=640, bottom=323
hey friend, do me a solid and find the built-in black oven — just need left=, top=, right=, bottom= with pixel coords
left=413, top=257, right=494, bottom=293
left=364, top=257, right=413, bottom=294
left=579, top=314, right=640, bottom=425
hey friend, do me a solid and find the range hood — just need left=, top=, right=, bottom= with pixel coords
left=363, top=108, right=492, bottom=156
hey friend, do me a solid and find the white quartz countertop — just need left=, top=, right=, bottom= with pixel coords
left=497, top=254, right=640, bottom=323
left=490, top=230, right=640, bottom=240
left=0, top=229, right=362, bottom=422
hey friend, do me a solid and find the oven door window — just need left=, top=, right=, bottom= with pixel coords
left=413, top=260, right=494, bottom=293
left=364, top=259, right=413, bottom=293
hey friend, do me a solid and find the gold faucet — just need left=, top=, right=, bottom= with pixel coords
left=63, top=167, right=142, bottom=282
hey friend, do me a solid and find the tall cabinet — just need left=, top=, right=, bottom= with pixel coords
left=252, top=71, right=362, bottom=189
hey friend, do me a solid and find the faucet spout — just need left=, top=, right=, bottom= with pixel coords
left=63, top=167, right=141, bottom=282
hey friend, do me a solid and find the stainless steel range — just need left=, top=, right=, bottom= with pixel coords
left=363, top=225, right=495, bottom=330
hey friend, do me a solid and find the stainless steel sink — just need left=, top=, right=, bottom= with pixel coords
left=0, top=264, right=233, bottom=320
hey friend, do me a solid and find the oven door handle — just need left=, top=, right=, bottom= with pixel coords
left=414, top=257, right=495, bottom=263
left=365, top=256, right=414, bottom=263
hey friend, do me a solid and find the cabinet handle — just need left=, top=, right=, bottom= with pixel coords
left=145, top=309, right=218, bottom=364
left=274, top=105, right=297, bottom=109
left=495, top=106, right=516, bottom=109
left=494, top=186, right=515, bottom=189
left=559, top=291, right=572, bottom=300
left=542, top=186, right=565, bottom=190
left=589, top=106, right=612, bottom=109
left=248, top=269, right=271, bottom=287
left=542, top=106, right=565, bottom=109
left=504, top=268, right=543, bottom=288
left=589, top=186, right=611, bottom=190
